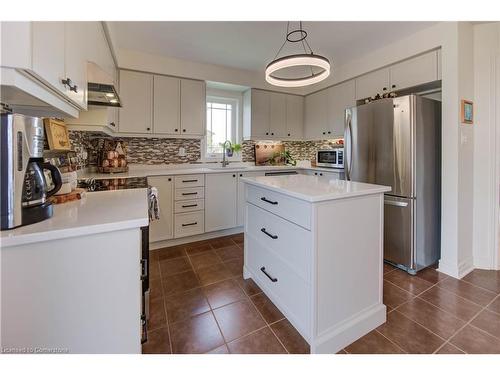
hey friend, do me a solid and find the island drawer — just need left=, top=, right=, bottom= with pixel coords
left=174, top=199, right=205, bottom=213
left=174, top=187, right=205, bottom=201
left=174, top=174, right=205, bottom=188
left=245, top=184, right=311, bottom=230
left=246, top=234, right=310, bottom=335
left=246, top=202, right=311, bottom=282
left=174, top=211, right=204, bottom=238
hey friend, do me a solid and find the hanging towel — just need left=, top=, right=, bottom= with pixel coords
left=148, top=186, right=160, bottom=221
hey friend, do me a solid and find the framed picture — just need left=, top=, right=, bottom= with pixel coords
left=461, top=100, right=474, bottom=124
left=43, top=118, right=71, bottom=151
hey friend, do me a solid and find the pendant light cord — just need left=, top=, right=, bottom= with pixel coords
left=272, top=21, right=315, bottom=62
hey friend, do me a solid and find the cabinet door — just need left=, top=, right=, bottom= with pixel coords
left=205, top=173, right=237, bottom=232
left=269, top=92, right=287, bottom=137
left=32, top=22, right=66, bottom=95
left=154, top=75, right=181, bottom=135
left=180, top=79, right=205, bottom=136
left=64, top=22, right=91, bottom=109
left=118, top=70, right=153, bottom=134
left=327, top=80, right=355, bottom=137
left=237, top=171, right=268, bottom=226
left=389, top=51, right=438, bottom=91
left=304, top=89, right=327, bottom=139
left=251, top=89, right=271, bottom=137
left=355, top=68, right=390, bottom=100
left=148, top=176, right=174, bottom=242
left=285, top=95, right=304, bottom=139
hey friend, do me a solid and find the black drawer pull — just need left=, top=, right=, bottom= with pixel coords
left=261, top=228, right=278, bottom=239
left=182, top=222, right=198, bottom=227
left=182, top=179, right=198, bottom=183
left=182, top=192, right=198, bottom=196
left=260, top=267, right=278, bottom=282
left=260, top=197, right=278, bottom=205
left=182, top=204, right=198, bottom=208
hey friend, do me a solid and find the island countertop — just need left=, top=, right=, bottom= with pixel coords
left=0, top=189, right=149, bottom=248
left=241, top=174, right=391, bottom=202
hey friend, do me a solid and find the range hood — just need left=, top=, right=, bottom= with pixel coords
left=87, top=62, right=122, bottom=108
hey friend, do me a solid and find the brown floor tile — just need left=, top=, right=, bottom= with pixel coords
left=189, top=250, right=222, bottom=270
left=157, top=245, right=186, bottom=261
left=376, top=311, right=444, bottom=353
left=149, top=260, right=161, bottom=280
left=270, top=319, right=310, bottom=354
left=224, top=257, right=244, bottom=278
left=210, top=236, right=237, bottom=249
left=169, top=311, right=225, bottom=354
left=415, top=267, right=448, bottom=285
left=450, top=324, right=500, bottom=354
left=206, top=344, right=229, bottom=354
left=345, top=330, right=404, bottom=354
left=142, top=327, right=171, bottom=354
left=488, top=296, right=500, bottom=314
left=383, top=281, right=413, bottom=310
left=184, top=240, right=213, bottom=255
left=159, top=257, right=192, bottom=277
left=150, top=249, right=160, bottom=262
left=470, top=309, right=500, bottom=339
left=396, top=298, right=466, bottom=339
left=235, top=276, right=263, bottom=297
left=383, top=263, right=396, bottom=274
left=165, top=288, right=210, bottom=324
left=163, top=270, right=200, bottom=296
left=227, top=327, right=287, bottom=354
left=419, top=286, right=482, bottom=321
left=215, top=245, right=243, bottom=262
left=213, top=299, right=266, bottom=342
left=203, top=279, right=247, bottom=309
left=250, top=293, right=285, bottom=324
left=436, top=343, right=465, bottom=354
left=196, top=263, right=233, bottom=286
left=336, top=349, right=348, bottom=354
left=148, top=298, right=167, bottom=330
left=385, top=270, right=433, bottom=295
left=232, top=233, right=244, bottom=245
left=461, top=269, right=500, bottom=293
left=150, top=278, right=163, bottom=301
left=438, top=277, right=497, bottom=306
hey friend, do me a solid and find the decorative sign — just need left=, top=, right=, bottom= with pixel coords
left=461, top=100, right=474, bottom=124
left=44, top=118, right=71, bottom=151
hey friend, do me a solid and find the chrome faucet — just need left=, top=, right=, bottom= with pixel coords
left=221, top=140, right=232, bottom=167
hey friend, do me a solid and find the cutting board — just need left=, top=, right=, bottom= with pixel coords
left=49, top=188, right=86, bottom=204
left=254, top=143, right=285, bottom=166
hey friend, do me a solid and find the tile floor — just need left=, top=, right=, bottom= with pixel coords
left=143, top=233, right=500, bottom=354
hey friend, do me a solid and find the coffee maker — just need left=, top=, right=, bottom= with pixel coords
left=1, top=113, right=62, bottom=230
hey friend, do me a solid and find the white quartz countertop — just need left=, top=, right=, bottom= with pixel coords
left=241, top=174, right=391, bottom=202
left=1, top=189, right=149, bottom=248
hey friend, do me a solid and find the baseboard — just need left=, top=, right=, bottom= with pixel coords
left=149, top=227, right=243, bottom=250
left=438, top=257, right=474, bottom=279
left=473, top=255, right=496, bottom=270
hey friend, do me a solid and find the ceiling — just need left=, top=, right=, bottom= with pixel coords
left=106, top=21, right=438, bottom=73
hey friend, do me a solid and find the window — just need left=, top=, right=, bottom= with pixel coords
left=204, top=95, right=241, bottom=159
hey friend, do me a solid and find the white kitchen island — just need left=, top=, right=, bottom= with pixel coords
left=241, top=174, right=391, bottom=354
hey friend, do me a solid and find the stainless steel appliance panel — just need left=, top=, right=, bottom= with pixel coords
left=384, top=196, right=415, bottom=270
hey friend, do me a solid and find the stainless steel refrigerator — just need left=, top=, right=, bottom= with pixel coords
left=344, top=95, right=441, bottom=274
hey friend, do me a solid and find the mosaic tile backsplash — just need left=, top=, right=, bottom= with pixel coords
left=67, top=131, right=342, bottom=167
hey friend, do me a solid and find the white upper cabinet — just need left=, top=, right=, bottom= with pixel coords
left=355, top=68, right=390, bottom=100
left=180, top=79, right=205, bottom=136
left=327, top=80, right=355, bottom=137
left=389, top=50, right=438, bottom=91
left=244, top=89, right=270, bottom=138
left=118, top=70, right=153, bottom=134
left=64, top=22, right=90, bottom=110
left=269, top=92, right=287, bottom=137
left=154, top=75, right=181, bottom=135
left=304, top=89, right=328, bottom=139
left=286, top=95, right=304, bottom=139
left=205, top=173, right=238, bottom=232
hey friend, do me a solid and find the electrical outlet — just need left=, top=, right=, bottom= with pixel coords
left=178, top=147, right=186, bottom=157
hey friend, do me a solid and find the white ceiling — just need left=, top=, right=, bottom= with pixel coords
left=107, top=21, right=438, bottom=72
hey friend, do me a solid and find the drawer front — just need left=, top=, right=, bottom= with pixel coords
left=245, top=184, right=311, bottom=229
left=174, top=199, right=205, bottom=213
left=174, top=211, right=204, bottom=238
left=175, top=187, right=204, bottom=201
left=246, top=203, right=311, bottom=282
left=246, top=234, right=310, bottom=334
left=174, top=174, right=205, bottom=188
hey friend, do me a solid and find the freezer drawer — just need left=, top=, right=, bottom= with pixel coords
left=384, top=196, right=414, bottom=270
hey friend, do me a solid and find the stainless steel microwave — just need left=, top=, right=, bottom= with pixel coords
left=316, top=148, right=344, bottom=169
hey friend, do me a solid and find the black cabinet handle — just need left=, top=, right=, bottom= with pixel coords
left=175, top=129, right=178, bottom=132
left=182, top=192, right=198, bottom=196
left=288, top=133, right=291, bottom=136
left=182, top=222, right=198, bottom=227
left=271, top=132, right=274, bottom=135
left=260, top=267, right=278, bottom=282
left=266, top=132, right=269, bottom=135
left=327, top=131, right=331, bottom=134
left=392, top=84, right=396, bottom=89
left=168, top=178, right=172, bottom=181
left=320, top=173, right=323, bottom=176
left=182, top=179, right=198, bottom=183
left=322, top=131, right=326, bottom=135
left=146, top=127, right=151, bottom=131
left=239, top=174, right=243, bottom=177
left=261, top=228, right=278, bottom=239
left=183, top=129, right=186, bottom=132
left=232, top=174, right=236, bottom=177
left=383, top=87, right=387, bottom=91
left=260, top=197, right=278, bottom=205
left=182, top=204, right=198, bottom=208
left=109, top=122, right=116, bottom=127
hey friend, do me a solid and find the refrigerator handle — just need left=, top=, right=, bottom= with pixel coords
left=345, top=110, right=353, bottom=180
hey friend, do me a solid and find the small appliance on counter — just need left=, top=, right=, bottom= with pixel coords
left=316, top=147, right=345, bottom=169
left=97, top=139, right=128, bottom=173
left=1, top=113, right=62, bottom=230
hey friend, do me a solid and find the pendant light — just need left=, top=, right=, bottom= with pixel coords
left=265, top=22, right=330, bottom=88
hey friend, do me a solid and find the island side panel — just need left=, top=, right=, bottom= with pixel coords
left=312, top=193, right=386, bottom=353
left=1, top=229, right=142, bottom=354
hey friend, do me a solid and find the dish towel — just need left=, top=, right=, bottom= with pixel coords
left=148, top=186, right=160, bottom=221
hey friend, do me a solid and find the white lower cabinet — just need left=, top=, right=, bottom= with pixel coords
left=148, top=176, right=174, bottom=242
left=237, top=171, right=267, bottom=226
left=205, top=173, right=238, bottom=232
left=173, top=174, right=205, bottom=238
left=174, top=211, right=204, bottom=238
